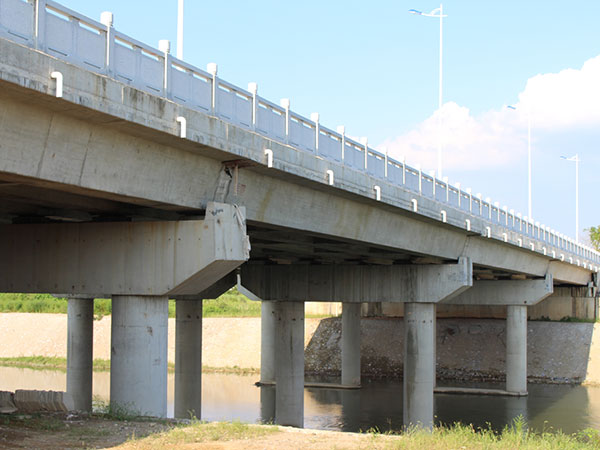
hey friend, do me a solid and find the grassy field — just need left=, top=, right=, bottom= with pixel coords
left=0, top=288, right=262, bottom=318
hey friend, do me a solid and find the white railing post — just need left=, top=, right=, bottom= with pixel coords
left=34, top=0, right=47, bottom=51
left=311, top=113, right=320, bottom=155
left=456, top=183, right=461, bottom=208
left=401, top=156, right=406, bottom=185
left=443, top=176, right=449, bottom=202
left=281, top=98, right=290, bottom=143
left=158, top=40, right=171, bottom=98
left=337, top=126, right=345, bottom=162
left=476, top=193, right=483, bottom=215
left=248, top=82, right=258, bottom=129
left=384, top=147, right=388, bottom=178
left=100, top=12, right=114, bottom=75
left=361, top=137, right=368, bottom=170
left=429, top=170, right=436, bottom=197
left=207, top=63, right=218, bottom=115
left=417, top=164, right=422, bottom=194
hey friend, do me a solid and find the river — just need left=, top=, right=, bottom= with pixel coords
left=2, top=367, right=599, bottom=434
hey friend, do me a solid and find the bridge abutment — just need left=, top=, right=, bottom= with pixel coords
left=66, top=297, right=94, bottom=412
left=110, top=295, right=169, bottom=417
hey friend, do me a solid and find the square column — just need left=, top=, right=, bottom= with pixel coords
left=341, top=302, right=361, bottom=387
left=110, top=295, right=169, bottom=417
left=67, top=297, right=94, bottom=412
left=175, top=299, right=203, bottom=419
left=274, top=301, right=305, bottom=428
left=403, top=302, right=436, bottom=430
left=506, top=305, right=527, bottom=394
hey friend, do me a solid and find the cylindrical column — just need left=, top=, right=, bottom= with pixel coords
left=175, top=299, right=203, bottom=419
left=274, top=301, right=304, bottom=428
left=341, top=302, right=361, bottom=387
left=67, top=297, right=94, bottom=412
left=260, top=301, right=277, bottom=384
left=259, top=385, right=276, bottom=424
left=506, top=305, right=528, bottom=394
left=403, top=302, right=436, bottom=430
left=110, top=295, right=168, bottom=417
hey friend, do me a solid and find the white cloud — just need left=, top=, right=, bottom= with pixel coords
left=380, top=54, right=600, bottom=173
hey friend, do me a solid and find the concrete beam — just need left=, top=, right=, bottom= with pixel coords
left=442, top=273, right=553, bottom=306
left=173, top=270, right=237, bottom=300
left=240, top=257, right=472, bottom=303
left=0, top=203, right=249, bottom=296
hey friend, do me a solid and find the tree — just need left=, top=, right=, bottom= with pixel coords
left=587, top=226, right=600, bottom=251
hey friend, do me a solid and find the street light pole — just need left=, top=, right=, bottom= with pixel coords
left=507, top=104, right=533, bottom=220
left=561, top=154, right=580, bottom=242
left=409, top=4, right=447, bottom=179
left=177, top=0, right=184, bottom=60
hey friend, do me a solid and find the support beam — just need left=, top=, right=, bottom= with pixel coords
left=240, top=257, right=472, bottom=302
left=175, top=299, right=203, bottom=419
left=506, top=305, right=527, bottom=394
left=404, top=302, right=435, bottom=430
left=66, top=297, right=94, bottom=412
left=274, top=301, right=304, bottom=428
left=341, top=302, right=361, bottom=387
left=0, top=202, right=249, bottom=296
left=110, top=295, right=168, bottom=417
left=261, top=301, right=277, bottom=384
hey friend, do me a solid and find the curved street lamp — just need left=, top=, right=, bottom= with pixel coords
left=409, top=5, right=447, bottom=178
left=507, top=104, right=533, bottom=220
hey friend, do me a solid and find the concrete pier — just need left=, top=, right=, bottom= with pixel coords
left=260, top=301, right=277, bottom=384
left=506, top=305, right=528, bottom=394
left=403, top=302, right=436, bottom=430
left=274, top=301, right=305, bottom=428
left=342, top=302, right=361, bottom=387
left=110, top=295, right=169, bottom=417
left=66, top=297, right=94, bottom=412
left=175, top=299, right=203, bottom=419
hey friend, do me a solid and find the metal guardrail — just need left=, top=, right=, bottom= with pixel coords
left=0, top=0, right=598, bottom=270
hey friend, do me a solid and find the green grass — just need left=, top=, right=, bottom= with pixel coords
left=0, top=356, right=258, bottom=375
left=0, top=288, right=262, bottom=318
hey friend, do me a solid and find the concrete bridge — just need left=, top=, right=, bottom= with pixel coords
left=0, top=0, right=598, bottom=429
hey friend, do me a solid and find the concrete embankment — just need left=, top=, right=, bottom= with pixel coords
left=1, top=313, right=600, bottom=384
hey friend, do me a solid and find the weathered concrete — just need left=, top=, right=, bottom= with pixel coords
left=341, top=303, right=361, bottom=387
left=110, top=295, right=168, bottom=417
left=275, top=301, right=304, bottom=428
left=0, top=36, right=594, bottom=288
left=13, top=390, right=74, bottom=413
left=260, top=301, right=277, bottom=384
left=506, top=305, right=528, bottom=394
left=240, top=258, right=473, bottom=303
left=0, top=203, right=249, bottom=296
left=0, top=391, right=17, bottom=414
left=175, top=299, right=203, bottom=419
left=403, top=303, right=436, bottom=430
left=66, top=297, right=94, bottom=412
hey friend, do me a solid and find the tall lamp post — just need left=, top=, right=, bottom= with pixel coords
left=177, top=0, right=184, bottom=60
left=507, top=105, right=533, bottom=220
left=561, top=154, right=580, bottom=242
left=409, top=4, right=447, bottom=179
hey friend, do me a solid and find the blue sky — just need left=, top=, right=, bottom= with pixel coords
left=57, top=0, right=600, bottom=242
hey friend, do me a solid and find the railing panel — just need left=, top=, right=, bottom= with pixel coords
left=44, top=9, right=74, bottom=57
left=447, top=188, right=459, bottom=208
left=0, top=0, right=34, bottom=44
left=435, top=181, right=447, bottom=203
left=482, top=203, right=490, bottom=219
left=404, top=168, right=419, bottom=192
left=367, top=151, right=385, bottom=178
left=387, top=161, right=403, bottom=185
left=421, top=176, right=433, bottom=198
left=215, top=81, right=252, bottom=129
left=169, top=64, right=212, bottom=112
left=138, top=51, right=163, bottom=93
left=113, top=40, right=137, bottom=82
left=318, top=128, right=342, bottom=162
left=343, top=140, right=364, bottom=170
left=256, top=99, right=286, bottom=141
left=289, top=114, right=316, bottom=153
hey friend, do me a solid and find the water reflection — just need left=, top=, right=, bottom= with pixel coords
left=2, top=367, right=600, bottom=434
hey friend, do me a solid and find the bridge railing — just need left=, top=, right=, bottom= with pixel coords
left=2, top=0, right=599, bottom=269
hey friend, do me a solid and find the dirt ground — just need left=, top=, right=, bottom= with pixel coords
left=0, top=412, right=390, bottom=449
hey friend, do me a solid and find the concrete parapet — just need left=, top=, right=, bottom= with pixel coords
left=13, top=390, right=74, bottom=413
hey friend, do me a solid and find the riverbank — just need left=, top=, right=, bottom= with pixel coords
left=2, top=313, right=600, bottom=383
left=1, top=413, right=598, bottom=449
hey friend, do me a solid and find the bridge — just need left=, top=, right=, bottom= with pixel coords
left=0, top=0, right=598, bottom=429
